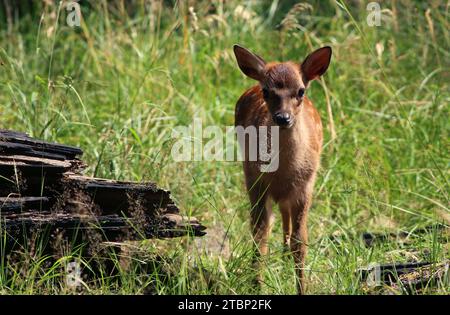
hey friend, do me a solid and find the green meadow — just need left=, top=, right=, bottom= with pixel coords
left=0, top=0, right=448, bottom=294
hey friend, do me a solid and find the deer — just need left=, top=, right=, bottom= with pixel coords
left=233, top=44, right=332, bottom=295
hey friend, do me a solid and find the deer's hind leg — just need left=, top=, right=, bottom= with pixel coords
left=247, top=178, right=273, bottom=288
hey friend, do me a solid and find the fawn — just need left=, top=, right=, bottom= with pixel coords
left=233, top=44, right=332, bottom=294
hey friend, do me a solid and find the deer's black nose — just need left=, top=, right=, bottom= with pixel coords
left=273, top=112, right=293, bottom=127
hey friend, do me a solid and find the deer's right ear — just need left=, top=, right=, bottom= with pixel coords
left=233, top=45, right=266, bottom=81
left=301, top=46, right=332, bottom=83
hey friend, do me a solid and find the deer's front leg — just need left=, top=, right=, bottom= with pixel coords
left=279, top=201, right=292, bottom=251
left=290, top=190, right=312, bottom=295
left=248, top=183, right=273, bottom=289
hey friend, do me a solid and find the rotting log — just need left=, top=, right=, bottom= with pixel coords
left=2, top=210, right=206, bottom=246
left=60, top=174, right=180, bottom=216
left=0, top=196, right=49, bottom=213
left=0, top=129, right=83, bottom=161
left=359, top=260, right=449, bottom=293
left=0, top=129, right=206, bottom=258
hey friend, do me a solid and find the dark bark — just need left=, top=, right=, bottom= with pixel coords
left=0, top=129, right=206, bottom=258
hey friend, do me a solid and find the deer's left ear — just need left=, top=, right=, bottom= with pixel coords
left=233, top=45, right=267, bottom=82
left=301, top=46, right=332, bottom=83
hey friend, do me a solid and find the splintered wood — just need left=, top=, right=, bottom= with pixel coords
left=0, top=129, right=206, bottom=255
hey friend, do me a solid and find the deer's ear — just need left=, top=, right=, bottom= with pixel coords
left=233, top=45, right=266, bottom=81
left=301, top=46, right=332, bottom=83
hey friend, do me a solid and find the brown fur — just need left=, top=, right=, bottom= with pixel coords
left=233, top=45, right=331, bottom=294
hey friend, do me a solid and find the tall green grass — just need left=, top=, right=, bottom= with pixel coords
left=0, top=0, right=448, bottom=294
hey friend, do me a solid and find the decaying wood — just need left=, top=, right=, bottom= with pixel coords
left=0, top=196, right=49, bottom=213
left=359, top=260, right=449, bottom=293
left=0, top=129, right=206, bottom=257
left=61, top=174, right=180, bottom=215
left=2, top=211, right=205, bottom=242
left=0, top=129, right=83, bottom=161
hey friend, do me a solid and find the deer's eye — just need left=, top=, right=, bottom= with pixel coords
left=298, top=88, right=305, bottom=98
left=262, top=88, right=270, bottom=99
